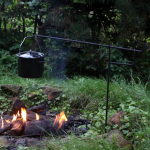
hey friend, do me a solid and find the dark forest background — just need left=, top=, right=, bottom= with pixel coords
left=0, top=0, right=150, bottom=82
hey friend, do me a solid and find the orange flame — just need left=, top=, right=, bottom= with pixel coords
left=21, top=107, right=26, bottom=122
left=12, top=114, right=17, bottom=122
left=1, top=116, right=4, bottom=128
left=11, top=108, right=27, bottom=122
left=53, top=111, right=67, bottom=130
left=17, top=111, right=20, bottom=117
left=36, top=113, right=39, bottom=120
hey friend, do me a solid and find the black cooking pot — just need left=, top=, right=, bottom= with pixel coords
left=16, top=50, right=44, bottom=78
left=16, top=35, right=44, bottom=78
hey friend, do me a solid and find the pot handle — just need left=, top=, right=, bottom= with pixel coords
left=19, top=32, right=42, bottom=53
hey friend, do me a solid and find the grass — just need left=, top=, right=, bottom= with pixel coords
left=0, top=75, right=150, bottom=149
left=17, top=135, right=126, bottom=150
left=44, top=135, right=123, bottom=150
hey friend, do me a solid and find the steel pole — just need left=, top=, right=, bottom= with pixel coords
left=105, top=46, right=111, bottom=133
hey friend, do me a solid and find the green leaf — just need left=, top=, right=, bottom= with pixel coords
left=146, top=37, right=150, bottom=43
left=120, top=103, right=125, bottom=110
left=20, top=2, right=24, bottom=5
left=128, top=106, right=135, bottom=111
left=9, top=44, right=20, bottom=51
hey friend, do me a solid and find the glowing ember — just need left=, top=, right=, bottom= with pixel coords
left=1, top=116, right=4, bottom=128
left=21, top=107, right=27, bottom=122
left=5, top=119, right=10, bottom=123
left=53, top=111, right=67, bottom=130
left=36, top=113, right=39, bottom=120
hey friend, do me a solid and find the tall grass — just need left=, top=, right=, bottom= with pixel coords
left=60, top=76, right=150, bottom=112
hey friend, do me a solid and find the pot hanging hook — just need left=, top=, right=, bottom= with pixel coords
left=19, top=32, right=41, bottom=53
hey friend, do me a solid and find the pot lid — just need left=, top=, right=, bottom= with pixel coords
left=17, top=50, right=44, bottom=58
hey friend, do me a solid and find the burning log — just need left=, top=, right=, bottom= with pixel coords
left=0, top=116, right=11, bottom=135
left=0, top=123, right=11, bottom=135
left=27, top=103, right=47, bottom=115
left=10, top=120, right=24, bottom=136
left=24, top=111, right=68, bottom=136
left=24, top=120, right=66, bottom=136
left=27, top=110, right=44, bottom=121
left=11, top=99, right=26, bottom=115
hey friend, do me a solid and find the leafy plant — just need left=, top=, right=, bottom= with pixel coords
left=0, top=51, right=17, bottom=76
left=19, top=84, right=47, bottom=108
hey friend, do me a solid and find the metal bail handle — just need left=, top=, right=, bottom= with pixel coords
left=19, top=31, right=42, bottom=53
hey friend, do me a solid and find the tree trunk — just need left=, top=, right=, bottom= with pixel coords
left=0, top=19, right=1, bottom=30
left=37, top=15, right=43, bottom=26
left=2, top=0, right=6, bottom=33
left=34, top=15, right=38, bottom=34
left=22, top=16, right=25, bottom=33
left=3, top=18, right=6, bottom=33
left=18, top=25, right=20, bottom=33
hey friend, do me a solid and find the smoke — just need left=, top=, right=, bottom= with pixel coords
left=49, top=45, right=69, bottom=79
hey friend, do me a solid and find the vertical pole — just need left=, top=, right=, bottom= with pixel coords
left=105, top=45, right=111, bottom=133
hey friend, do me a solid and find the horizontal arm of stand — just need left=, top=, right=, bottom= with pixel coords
left=25, top=34, right=142, bottom=53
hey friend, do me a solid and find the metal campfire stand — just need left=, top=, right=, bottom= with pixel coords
left=22, top=32, right=142, bottom=133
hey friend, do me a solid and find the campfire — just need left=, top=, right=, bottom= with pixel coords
left=0, top=100, right=69, bottom=136
left=0, top=99, right=90, bottom=138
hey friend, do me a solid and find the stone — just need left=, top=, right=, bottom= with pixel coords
left=109, top=111, right=125, bottom=125
left=26, top=137, right=45, bottom=149
left=105, top=130, right=132, bottom=149
left=1, top=85, right=22, bottom=95
left=8, top=97, right=19, bottom=102
left=15, top=138, right=27, bottom=146
left=0, top=137, right=11, bottom=148
left=26, top=137, right=41, bottom=146
left=42, top=86, right=62, bottom=101
left=27, top=93, right=37, bottom=99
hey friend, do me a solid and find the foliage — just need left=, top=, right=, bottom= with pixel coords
left=0, top=75, right=150, bottom=149
left=0, top=50, right=17, bottom=76
left=0, top=0, right=150, bottom=80
left=52, top=76, right=150, bottom=150
left=19, top=84, right=48, bottom=108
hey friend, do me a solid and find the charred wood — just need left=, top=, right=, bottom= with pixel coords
left=27, top=110, right=44, bottom=121
left=0, top=123, right=11, bottom=135
left=0, top=115, right=12, bottom=134
left=27, top=103, right=47, bottom=115
left=24, top=120, right=66, bottom=136
left=11, top=99, right=26, bottom=115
